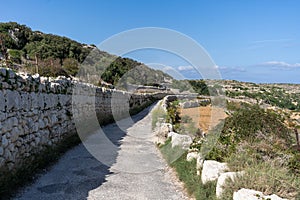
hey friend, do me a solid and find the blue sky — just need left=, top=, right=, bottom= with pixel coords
left=1, top=0, right=300, bottom=83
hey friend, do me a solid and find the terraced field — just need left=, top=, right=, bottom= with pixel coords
left=180, top=105, right=227, bottom=133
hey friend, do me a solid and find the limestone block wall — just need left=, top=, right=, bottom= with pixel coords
left=0, top=67, right=165, bottom=171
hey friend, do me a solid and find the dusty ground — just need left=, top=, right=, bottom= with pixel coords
left=180, top=105, right=227, bottom=133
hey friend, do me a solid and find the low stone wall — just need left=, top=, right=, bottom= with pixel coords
left=0, top=67, right=166, bottom=172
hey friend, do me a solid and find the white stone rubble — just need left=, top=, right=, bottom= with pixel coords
left=233, top=188, right=287, bottom=200
left=201, top=160, right=228, bottom=184
left=170, top=132, right=193, bottom=150
left=186, top=151, right=198, bottom=162
left=216, top=171, right=244, bottom=198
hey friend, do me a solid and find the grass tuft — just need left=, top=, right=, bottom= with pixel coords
left=159, top=140, right=217, bottom=200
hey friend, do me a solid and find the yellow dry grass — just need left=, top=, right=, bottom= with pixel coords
left=180, top=105, right=227, bottom=133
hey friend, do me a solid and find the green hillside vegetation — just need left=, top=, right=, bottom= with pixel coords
left=162, top=100, right=300, bottom=199
left=227, top=88, right=300, bottom=111
left=224, top=80, right=300, bottom=111
left=0, top=22, right=173, bottom=88
left=193, top=102, right=300, bottom=199
left=188, top=80, right=210, bottom=95
left=100, top=56, right=172, bottom=88
left=77, top=51, right=174, bottom=88
left=171, top=80, right=222, bottom=95
left=0, top=22, right=93, bottom=76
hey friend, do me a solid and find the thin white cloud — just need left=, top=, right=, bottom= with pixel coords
left=261, top=61, right=300, bottom=68
left=247, top=39, right=294, bottom=50
left=162, top=66, right=174, bottom=71
left=177, top=65, right=194, bottom=71
left=219, top=66, right=246, bottom=73
left=211, top=62, right=299, bottom=83
left=251, top=39, right=293, bottom=44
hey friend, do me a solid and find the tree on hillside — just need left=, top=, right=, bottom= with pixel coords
left=8, top=49, right=22, bottom=64
left=63, top=58, right=79, bottom=76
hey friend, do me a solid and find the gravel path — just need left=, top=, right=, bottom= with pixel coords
left=14, top=103, right=188, bottom=200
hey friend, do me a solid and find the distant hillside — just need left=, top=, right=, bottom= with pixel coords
left=221, top=79, right=300, bottom=111
left=0, top=22, right=173, bottom=88
left=76, top=49, right=173, bottom=89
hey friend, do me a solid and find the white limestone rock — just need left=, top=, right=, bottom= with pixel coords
left=171, top=132, right=192, bottom=150
left=201, top=160, right=228, bottom=184
left=158, top=123, right=173, bottom=137
left=196, top=154, right=204, bottom=175
left=186, top=151, right=198, bottom=162
left=32, top=73, right=40, bottom=82
left=216, top=171, right=244, bottom=198
left=167, top=131, right=175, bottom=138
left=233, top=188, right=287, bottom=200
left=154, top=122, right=173, bottom=145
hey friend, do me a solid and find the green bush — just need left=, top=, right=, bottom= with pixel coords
left=188, top=80, right=210, bottom=95
left=62, top=58, right=79, bottom=76
left=202, top=102, right=300, bottom=199
left=8, top=49, right=22, bottom=64
left=166, top=100, right=181, bottom=125
left=204, top=103, right=294, bottom=161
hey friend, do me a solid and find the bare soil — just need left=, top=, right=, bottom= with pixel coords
left=180, top=105, right=227, bottom=133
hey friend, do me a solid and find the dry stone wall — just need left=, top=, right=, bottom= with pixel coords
left=0, top=67, right=165, bottom=171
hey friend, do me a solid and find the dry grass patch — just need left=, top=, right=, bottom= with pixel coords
left=180, top=105, right=227, bottom=133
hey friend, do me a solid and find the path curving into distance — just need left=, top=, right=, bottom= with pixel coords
left=14, top=103, right=188, bottom=200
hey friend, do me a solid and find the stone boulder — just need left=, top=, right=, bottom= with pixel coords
left=159, top=123, right=173, bottom=137
left=181, top=101, right=199, bottom=109
left=196, top=154, right=204, bottom=175
left=201, top=160, right=228, bottom=184
left=186, top=151, right=198, bottom=162
left=171, top=132, right=192, bottom=150
left=233, top=188, right=287, bottom=200
left=167, top=131, right=175, bottom=138
left=216, top=171, right=244, bottom=198
left=154, top=123, right=173, bottom=145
